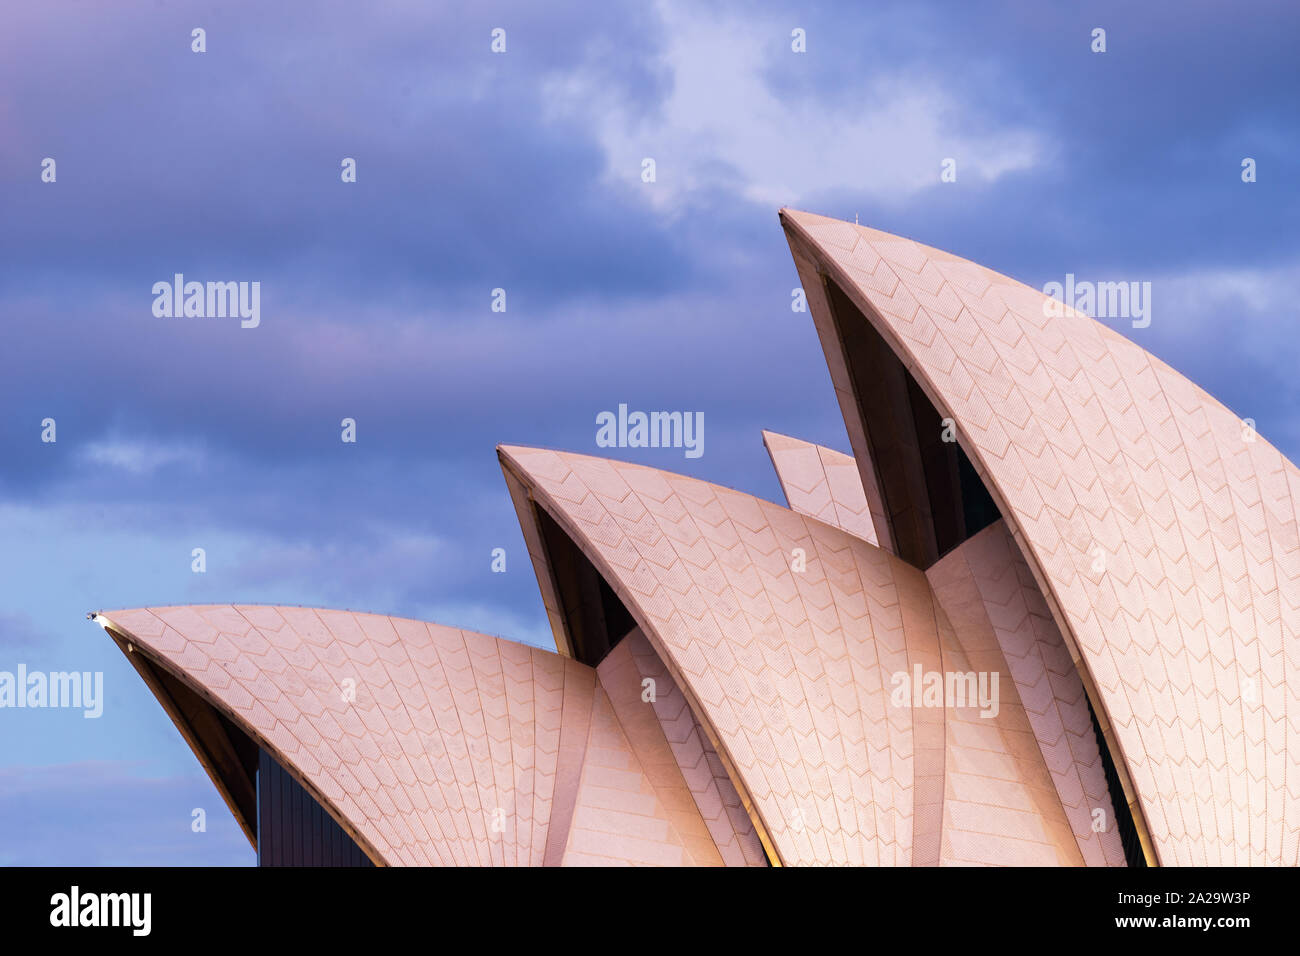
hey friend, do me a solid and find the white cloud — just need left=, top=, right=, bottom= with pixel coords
left=81, top=438, right=206, bottom=475
left=1157, top=264, right=1298, bottom=322
left=543, top=0, right=1044, bottom=210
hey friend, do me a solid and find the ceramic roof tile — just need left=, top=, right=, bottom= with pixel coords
left=784, top=207, right=1300, bottom=865
left=100, top=606, right=707, bottom=866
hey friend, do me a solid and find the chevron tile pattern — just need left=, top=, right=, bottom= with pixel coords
left=761, top=433, right=1123, bottom=864
left=612, top=628, right=768, bottom=865
left=99, top=605, right=750, bottom=866
left=99, top=210, right=1298, bottom=867
left=762, top=430, right=880, bottom=545
left=930, top=600, right=1083, bottom=866
left=501, top=445, right=1097, bottom=866
left=784, top=208, right=1300, bottom=866
left=928, top=521, right=1126, bottom=865
left=500, top=444, right=926, bottom=864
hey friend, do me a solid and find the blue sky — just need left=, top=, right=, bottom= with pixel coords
left=1, top=0, right=1297, bottom=865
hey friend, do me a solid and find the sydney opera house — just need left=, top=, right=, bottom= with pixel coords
left=93, top=210, right=1300, bottom=867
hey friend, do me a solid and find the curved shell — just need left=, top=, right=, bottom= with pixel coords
left=783, top=208, right=1300, bottom=865
left=98, top=605, right=761, bottom=866
left=500, top=445, right=1096, bottom=865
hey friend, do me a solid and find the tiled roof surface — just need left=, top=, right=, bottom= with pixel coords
left=501, top=445, right=1098, bottom=865
left=99, top=209, right=1300, bottom=867
left=100, top=606, right=757, bottom=866
left=501, top=444, right=926, bottom=864
left=762, top=430, right=880, bottom=545
left=761, top=432, right=1119, bottom=864
left=602, top=629, right=768, bottom=865
left=784, top=209, right=1300, bottom=865
left=928, top=520, right=1126, bottom=866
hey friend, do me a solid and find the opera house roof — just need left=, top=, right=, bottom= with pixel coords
left=93, top=210, right=1300, bottom=866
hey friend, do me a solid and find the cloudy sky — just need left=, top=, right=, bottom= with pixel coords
left=1, top=0, right=1296, bottom=865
